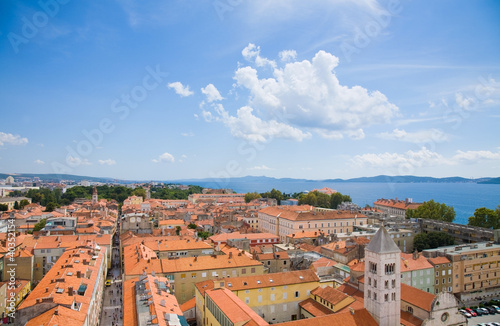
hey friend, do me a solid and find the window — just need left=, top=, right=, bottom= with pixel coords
left=202, top=272, right=207, bottom=277
left=241, top=268, right=246, bottom=274
left=367, top=290, right=371, bottom=298
left=442, top=270, right=445, bottom=276
left=283, top=292, right=287, bottom=299
left=407, top=306, right=413, bottom=314
left=374, top=280, right=377, bottom=288
left=258, top=295, right=262, bottom=303
left=212, top=272, right=217, bottom=276
left=295, top=291, right=299, bottom=298
left=392, top=279, right=396, bottom=288
left=436, top=272, right=439, bottom=277
left=271, top=294, right=275, bottom=301
left=384, top=294, right=389, bottom=302
left=391, top=292, right=396, bottom=300
left=245, top=297, right=250, bottom=304
left=436, top=280, right=439, bottom=285
left=181, top=273, right=186, bottom=279
left=368, top=277, right=371, bottom=286
left=385, top=280, right=389, bottom=289
left=283, top=304, right=287, bottom=311
left=191, top=273, right=196, bottom=278
left=373, top=293, right=377, bottom=300
left=251, top=268, right=255, bottom=273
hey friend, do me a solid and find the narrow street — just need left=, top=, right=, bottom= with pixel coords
left=100, top=232, right=122, bottom=326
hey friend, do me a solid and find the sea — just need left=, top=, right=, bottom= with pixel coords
left=189, top=180, right=500, bottom=226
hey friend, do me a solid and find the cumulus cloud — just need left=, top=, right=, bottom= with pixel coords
left=231, top=46, right=398, bottom=140
left=201, top=84, right=223, bottom=102
left=453, top=150, right=500, bottom=162
left=67, top=156, right=92, bottom=166
left=378, top=128, right=450, bottom=143
left=152, top=152, right=175, bottom=163
left=279, top=50, right=297, bottom=62
left=211, top=104, right=311, bottom=143
left=167, top=81, right=194, bottom=97
left=181, top=132, right=194, bottom=137
left=242, top=43, right=277, bottom=68
left=98, top=159, right=116, bottom=166
left=351, top=147, right=451, bottom=168
left=34, top=159, right=45, bottom=165
left=0, top=132, right=28, bottom=146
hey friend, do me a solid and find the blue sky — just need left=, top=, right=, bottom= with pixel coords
left=1, top=0, right=499, bottom=181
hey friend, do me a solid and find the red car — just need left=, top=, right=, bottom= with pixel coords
left=464, top=308, right=477, bottom=317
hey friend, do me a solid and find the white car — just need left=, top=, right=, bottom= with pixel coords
left=459, top=309, right=471, bottom=318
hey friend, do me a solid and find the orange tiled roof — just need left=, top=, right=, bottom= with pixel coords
left=374, top=199, right=421, bottom=210
left=123, top=279, right=138, bottom=326
left=400, top=283, right=435, bottom=312
left=428, top=256, right=451, bottom=265
left=259, top=206, right=366, bottom=221
left=299, top=298, right=333, bottom=317
left=400, top=253, right=433, bottom=272
left=400, top=310, right=423, bottom=326
left=25, top=305, right=87, bottom=326
left=311, top=286, right=353, bottom=306
left=276, top=308, right=377, bottom=326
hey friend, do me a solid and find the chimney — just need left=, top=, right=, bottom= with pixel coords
left=229, top=252, right=233, bottom=259
left=77, top=271, right=81, bottom=278
left=68, top=287, right=73, bottom=296
left=413, top=250, right=419, bottom=260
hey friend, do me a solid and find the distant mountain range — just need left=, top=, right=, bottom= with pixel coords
left=1, top=173, right=498, bottom=184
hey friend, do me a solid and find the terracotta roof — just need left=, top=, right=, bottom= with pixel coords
left=299, top=298, right=333, bottom=317
left=259, top=206, right=366, bottom=221
left=205, top=288, right=268, bottom=326
left=180, top=297, right=196, bottom=312
left=400, top=253, right=433, bottom=272
left=209, top=232, right=279, bottom=242
left=310, top=257, right=337, bottom=269
left=276, top=308, right=377, bottom=326
left=374, top=198, right=421, bottom=210
left=311, top=286, right=354, bottom=306
left=427, top=256, right=451, bottom=265
left=25, top=305, right=87, bottom=326
left=400, top=283, right=435, bottom=312
left=123, top=279, right=138, bottom=326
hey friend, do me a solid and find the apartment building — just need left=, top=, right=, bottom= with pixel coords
left=142, top=238, right=214, bottom=259
left=258, top=206, right=368, bottom=242
left=428, top=256, right=453, bottom=294
left=16, top=245, right=107, bottom=326
left=400, top=252, right=435, bottom=293
left=195, top=269, right=328, bottom=324
left=423, top=242, right=500, bottom=301
left=373, top=198, right=421, bottom=218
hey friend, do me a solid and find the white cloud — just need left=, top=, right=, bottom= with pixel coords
left=455, top=92, right=475, bottom=111
left=211, top=104, right=311, bottom=143
left=242, top=43, right=277, bottom=68
left=34, top=159, right=45, bottom=165
left=167, top=81, right=194, bottom=97
left=351, top=147, right=451, bottom=168
left=453, top=150, right=500, bottom=162
left=181, top=132, right=194, bottom=137
left=98, top=159, right=116, bottom=166
left=378, top=128, right=450, bottom=143
left=248, top=165, right=273, bottom=171
left=152, top=152, right=175, bottom=163
left=232, top=46, right=398, bottom=139
left=0, top=132, right=28, bottom=146
left=201, top=84, right=223, bottom=102
left=67, top=156, right=92, bottom=166
left=279, top=50, right=297, bottom=62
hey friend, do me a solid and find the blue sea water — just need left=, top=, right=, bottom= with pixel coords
left=190, top=180, right=500, bottom=225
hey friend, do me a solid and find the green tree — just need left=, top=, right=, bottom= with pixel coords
left=188, top=223, right=197, bottom=229
left=260, top=188, right=285, bottom=204
left=198, top=231, right=211, bottom=240
left=132, top=187, right=146, bottom=200
left=244, top=192, right=261, bottom=203
left=175, top=226, right=181, bottom=235
left=468, top=207, right=500, bottom=229
left=406, top=200, right=455, bottom=222
left=413, top=232, right=455, bottom=251
left=44, top=202, right=57, bottom=212
left=13, top=201, right=19, bottom=210
left=19, top=199, right=30, bottom=209
left=33, top=218, right=47, bottom=232
left=330, top=192, right=352, bottom=209
left=0, top=204, right=8, bottom=211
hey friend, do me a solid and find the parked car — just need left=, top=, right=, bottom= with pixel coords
left=480, top=307, right=490, bottom=314
left=474, top=308, right=484, bottom=316
left=486, top=306, right=497, bottom=314
left=106, top=279, right=112, bottom=287
left=459, top=309, right=472, bottom=318
left=465, top=308, right=477, bottom=316
left=492, top=305, right=500, bottom=313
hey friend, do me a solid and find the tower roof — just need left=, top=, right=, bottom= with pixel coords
left=365, top=226, right=400, bottom=254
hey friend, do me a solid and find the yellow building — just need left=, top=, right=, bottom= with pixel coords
left=0, top=279, right=31, bottom=319
left=195, top=269, right=331, bottom=324
left=423, top=242, right=500, bottom=301
left=428, top=256, right=453, bottom=294
left=203, top=287, right=269, bottom=326
left=163, top=248, right=265, bottom=304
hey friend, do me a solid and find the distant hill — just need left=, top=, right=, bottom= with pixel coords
left=478, top=177, right=500, bottom=184
left=0, top=173, right=496, bottom=185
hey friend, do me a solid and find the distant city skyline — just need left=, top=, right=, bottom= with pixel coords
left=1, top=1, right=499, bottom=180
